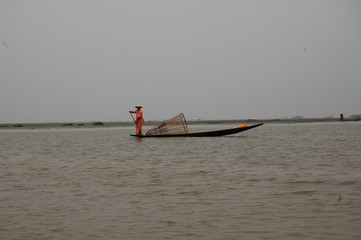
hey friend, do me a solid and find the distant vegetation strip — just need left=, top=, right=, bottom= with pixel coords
left=1, top=117, right=360, bottom=129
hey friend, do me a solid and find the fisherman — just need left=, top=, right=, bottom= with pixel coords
left=129, top=104, right=144, bottom=135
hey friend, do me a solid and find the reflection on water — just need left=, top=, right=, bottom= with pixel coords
left=1, top=122, right=361, bottom=239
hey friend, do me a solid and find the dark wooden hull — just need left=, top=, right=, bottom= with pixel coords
left=131, top=123, right=263, bottom=138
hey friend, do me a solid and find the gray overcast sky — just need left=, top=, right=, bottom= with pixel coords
left=1, top=0, right=361, bottom=123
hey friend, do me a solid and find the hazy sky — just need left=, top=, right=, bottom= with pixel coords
left=1, top=0, right=361, bottom=123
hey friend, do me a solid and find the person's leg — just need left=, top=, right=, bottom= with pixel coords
left=136, top=122, right=142, bottom=135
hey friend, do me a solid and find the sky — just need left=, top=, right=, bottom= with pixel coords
left=1, top=0, right=361, bottom=123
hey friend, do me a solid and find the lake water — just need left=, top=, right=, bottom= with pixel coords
left=1, top=122, right=360, bottom=240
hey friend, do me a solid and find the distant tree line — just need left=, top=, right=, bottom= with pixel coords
left=350, top=114, right=361, bottom=119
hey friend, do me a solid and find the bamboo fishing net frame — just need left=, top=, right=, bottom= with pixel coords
left=145, top=113, right=189, bottom=136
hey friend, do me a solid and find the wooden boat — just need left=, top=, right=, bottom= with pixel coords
left=131, top=123, right=263, bottom=138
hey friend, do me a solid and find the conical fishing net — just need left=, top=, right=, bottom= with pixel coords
left=146, top=113, right=189, bottom=136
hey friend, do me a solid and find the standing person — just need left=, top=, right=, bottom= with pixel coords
left=129, top=104, right=144, bottom=135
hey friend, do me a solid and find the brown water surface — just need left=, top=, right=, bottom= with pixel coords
left=1, top=122, right=360, bottom=239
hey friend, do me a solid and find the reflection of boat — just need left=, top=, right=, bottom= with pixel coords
left=131, top=123, right=263, bottom=138
left=130, top=113, right=263, bottom=138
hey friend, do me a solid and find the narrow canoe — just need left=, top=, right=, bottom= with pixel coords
left=130, top=123, right=263, bottom=138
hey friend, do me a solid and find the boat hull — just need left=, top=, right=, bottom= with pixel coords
left=130, top=123, right=263, bottom=138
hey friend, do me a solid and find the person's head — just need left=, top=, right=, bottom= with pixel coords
left=135, top=104, right=143, bottom=109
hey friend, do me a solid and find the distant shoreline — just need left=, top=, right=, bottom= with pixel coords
left=1, top=118, right=360, bottom=130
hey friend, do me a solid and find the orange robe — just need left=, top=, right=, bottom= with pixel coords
left=134, top=109, right=144, bottom=135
